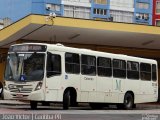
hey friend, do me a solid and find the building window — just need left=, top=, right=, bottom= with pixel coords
left=46, top=4, right=60, bottom=11
left=97, top=57, right=112, bottom=77
left=74, top=7, right=91, bottom=19
left=140, top=63, right=151, bottom=81
left=65, top=53, right=80, bottom=74
left=127, top=61, right=139, bottom=80
left=136, top=13, right=149, bottom=21
left=93, top=8, right=107, bottom=15
left=156, top=20, right=160, bottom=26
left=136, top=2, right=149, bottom=9
left=110, top=10, right=133, bottom=23
left=64, top=5, right=90, bottom=19
left=110, top=0, right=134, bottom=8
left=113, top=59, right=126, bottom=78
left=64, top=6, right=74, bottom=17
left=81, top=55, right=96, bottom=76
left=94, top=0, right=107, bottom=4
left=156, top=2, right=160, bottom=13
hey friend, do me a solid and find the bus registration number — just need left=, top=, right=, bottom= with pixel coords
left=16, top=94, right=23, bottom=98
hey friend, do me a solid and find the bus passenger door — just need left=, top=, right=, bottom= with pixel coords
left=80, top=55, right=97, bottom=102
left=45, top=52, right=63, bottom=101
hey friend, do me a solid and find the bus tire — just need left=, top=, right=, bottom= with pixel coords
left=123, top=93, right=134, bottom=110
left=63, top=91, right=70, bottom=110
left=30, top=101, right=37, bottom=110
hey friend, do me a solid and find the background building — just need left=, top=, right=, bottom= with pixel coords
left=0, top=18, right=12, bottom=30
left=153, top=0, right=160, bottom=26
left=0, top=0, right=154, bottom=26
left=0, top=19, right=4, bottom=29
left=134, top=0, right=153, bottom=25
left=109, top=0, right=134, bottom=23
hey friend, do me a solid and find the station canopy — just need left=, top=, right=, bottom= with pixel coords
left=0, top=14, right=160, bottom=50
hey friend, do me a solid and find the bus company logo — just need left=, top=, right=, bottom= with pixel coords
left=115, top=80, right=121, bottom=91
left=65, top=75, right=68, bottom=80
left=142, top=114, right=158, bottom=120
left=84, top=77, right=93, bottom=81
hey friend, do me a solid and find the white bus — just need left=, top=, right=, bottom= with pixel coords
left=4, top=43, right=158, bottom=110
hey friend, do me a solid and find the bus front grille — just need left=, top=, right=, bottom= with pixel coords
left=8, top=84, right=33, bottom=93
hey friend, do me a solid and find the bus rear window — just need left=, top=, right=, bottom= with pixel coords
left=152, top=64, right=157, bottom=81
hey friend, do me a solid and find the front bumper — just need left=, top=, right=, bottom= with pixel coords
left=4, top=89, right=45, bottom=101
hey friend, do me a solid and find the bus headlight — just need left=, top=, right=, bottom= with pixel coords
left=35, top=82, right=43, bottom=91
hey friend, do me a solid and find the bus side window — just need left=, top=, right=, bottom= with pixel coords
left=140, top=63, right=151, bottom=81
left=152, top=64, right=157, bottom=81
left=113, top=59, right=126, bottom=78
left=81, top=55, right=96, bottom=76
left=97, top=57, right=112, bottom=77
left=47, top=52, right=61, bottom=77
left=127, top=61, right=139, bottom=80
left=65, top=53, right=80, bottom=74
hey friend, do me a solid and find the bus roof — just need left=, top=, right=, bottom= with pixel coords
left=11, top=43, right=157, bottom=64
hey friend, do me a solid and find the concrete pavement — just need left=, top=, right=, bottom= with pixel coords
left=0, top=100, right=160, bottom=110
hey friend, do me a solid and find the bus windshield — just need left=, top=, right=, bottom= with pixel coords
left=5, top=53, right=45, bottom=81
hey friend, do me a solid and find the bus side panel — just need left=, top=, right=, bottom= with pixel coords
left=80, top=75, right=96, bottom=102
left=62, top=74, right=81, bottom=101
left=139, top=81, right=158, bottom=103
left=97, top=76, right=112, bottom=103
left=112, top=78, right=125, bottom=103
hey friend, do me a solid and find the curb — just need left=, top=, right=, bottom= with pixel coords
left=0, top=100, right=29, bottom=106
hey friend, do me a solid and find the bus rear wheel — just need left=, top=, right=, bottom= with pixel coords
left=123, top=93, right=134, bottom=110
left=30, top=101, right=37, bottom=110
left=63, top=91, right=70, bottom=110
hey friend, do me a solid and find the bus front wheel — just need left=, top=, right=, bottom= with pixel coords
left=63, top=91, right=70, bottom=110
left=30, top=101, right=37, bottom=110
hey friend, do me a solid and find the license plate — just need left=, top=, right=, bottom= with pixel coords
left=16, top=94, right=23, bottom=98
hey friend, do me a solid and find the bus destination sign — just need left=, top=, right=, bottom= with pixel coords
left=9, top=45, right=47, bottom=52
